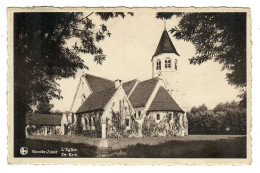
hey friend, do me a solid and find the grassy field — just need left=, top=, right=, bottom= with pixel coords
left=109, top=137, right=246, bottom=158
left=25, top=135, right=246, bottom=158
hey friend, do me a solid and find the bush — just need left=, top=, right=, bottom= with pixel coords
left=187, top=101, right=246, bottom=135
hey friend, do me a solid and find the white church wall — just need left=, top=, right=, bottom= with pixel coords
left=102, top=87, right=134, bottom=125
left=147, top=111, right=175, bottom=124
left=70, top=76, right=92, bottom=113
left=152, top=53, right=180, bottom=78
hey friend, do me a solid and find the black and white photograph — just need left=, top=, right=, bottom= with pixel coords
left=7, top=7, right=251, bottom=165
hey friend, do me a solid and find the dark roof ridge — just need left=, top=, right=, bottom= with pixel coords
left=84, top=73, right=113, bottom=81
left=139, top=77, right=159, bottom=83
left=123, top=78, right=138, bottom=83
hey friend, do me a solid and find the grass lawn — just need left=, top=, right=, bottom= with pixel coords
left=25, top=135, right=246, bottom=158
left=109, top=136, right=246, bottom=158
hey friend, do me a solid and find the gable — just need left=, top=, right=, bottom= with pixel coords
left=129, top=78, right=159, bottom=108
left=70, top=76, right=93, bottom=112
left=103, top=87, right=134, bottom=115
left=148, top=86, right=183, bottom=112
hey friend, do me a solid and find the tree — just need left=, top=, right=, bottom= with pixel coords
left=156, top=13, right=247, bottom=105
left=187, top=101, right=246, bottom=135
left=13, top=12, right=133, bottom=156
left=35, top=98, right=54, bottom=114
left=214, top=101, right=246, bottom=134
left=190, top=104, right=208, bottom=115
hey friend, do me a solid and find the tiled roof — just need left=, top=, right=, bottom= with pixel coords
left=148, top=86, right=184, bottom=112
left=26, top=114, right=62, bottom=126
left=122, top=79, right=138, bottom=96
left=76, top=87, right=117, bottom=114
left=129, top=78, right=159, bottom=108
left=84, top=74, right=114, bottom=92
left=84, top=73, right=137, bottom=96
left=153, top=30, right=180, bottom=58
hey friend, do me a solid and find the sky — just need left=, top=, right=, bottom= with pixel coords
left=50, top=11, right=241, bottom=112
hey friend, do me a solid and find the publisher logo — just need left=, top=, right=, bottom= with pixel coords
left=20, top=147, right=28, bottom=155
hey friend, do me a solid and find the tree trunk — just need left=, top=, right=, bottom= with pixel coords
left=13, top=86, right=27, bottom=157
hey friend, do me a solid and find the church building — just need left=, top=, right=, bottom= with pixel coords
left=68, top=29, right=188, bottom=138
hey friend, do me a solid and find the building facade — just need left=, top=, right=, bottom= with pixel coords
left=68, top=29, right=188, bottom=138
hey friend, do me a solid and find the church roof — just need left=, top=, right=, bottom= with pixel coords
left=122, top=79, right=138, bottom=96
left=26, top=114, right=62, bottom=126
left=84, top=73, right=138, bottom=95
left=84, top=74, right=114, bottom=92
left=148, top=86, right=184, bottom=112
left=76, top=74, right=183, bottom=114
left=76, top=86, right=117, bottom=114
left=129, top=78, right=159, bottom=108
left=153, top=30, right=180, bottom=58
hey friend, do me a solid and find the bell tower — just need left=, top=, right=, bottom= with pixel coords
left=152, top=27, right=186, bottom=113
left=152, top=28, right=180, bottom=91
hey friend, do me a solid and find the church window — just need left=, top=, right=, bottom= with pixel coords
left=157, top=114, right=160, bottom=120
left=138, top=111, right=141, bottom=118
left=156, top=60, right=161, bottom=71
left=168, top=113, right=172, bottom=120
left=81, top=94, right=86, bottom=103
left=125, top=119, right=130, bottom=126
left=175, top=59, right=178, bottom=70
left=89, top=117, right=92, bottom=127
left=165, top=58, right=171, bottom=69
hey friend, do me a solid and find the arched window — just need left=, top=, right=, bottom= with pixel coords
left=165, top=58, right=171, bottom=69
left=125, top=119, right=130, bottom=127
left=157, top=114, right=160, bottom=120
left=156, top=60, right=161, bottom=71
left=175, top=59, right=178, bottom=70
left=168, top=113, right=172, bottom=120
left=81, top=94, right=86, bottom=103
left=138, top=111, right=141, bottom=118
left=89, top=117, right=92, bottom=127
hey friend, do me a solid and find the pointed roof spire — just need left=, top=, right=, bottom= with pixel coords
left=152, top=29, right=180, bottom=59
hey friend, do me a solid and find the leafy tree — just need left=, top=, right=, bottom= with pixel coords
left=187, top=101, right=246, bottom=135
left=156, top=13, right=247, bottom=106
left=214, top=101, right=246, bottom=134
left=50, top=110, right=63, bottom=115
left=14, top=12, right=132, bottom=156
left=190, top=104, right=208, bottom=115
left=35, top=98, right=54, bottom=114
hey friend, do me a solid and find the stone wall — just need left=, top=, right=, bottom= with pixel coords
left=26, top=125, right=61, bottom=136
left=142, top=111, right=188, bottom=137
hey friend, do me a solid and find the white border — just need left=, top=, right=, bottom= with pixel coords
left=1, top=0, right=260, bottom=172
